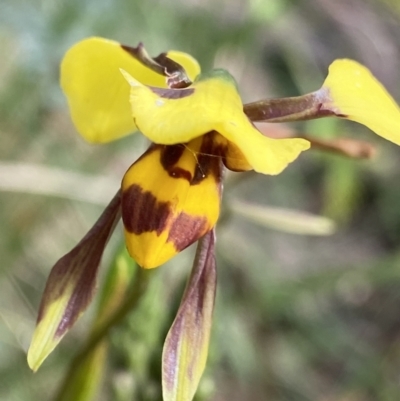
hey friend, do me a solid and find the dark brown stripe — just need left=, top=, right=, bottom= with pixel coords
left=192, top=133, right=223, bottom=185
left=159, top=133, right=223, bottom=185
left=160, top=144, right=185, bottom=168
left=160, top=144, right=193, bottom=181
left=167, top=213, right=208, bottom=251
left=150, top=86, right=194, bottom=99
left=168, top=167, right=192, bottom=180
left=122, top=184, right=171, bottom=235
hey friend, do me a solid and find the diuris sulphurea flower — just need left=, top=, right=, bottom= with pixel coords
left=28, top=37, right=400, bottom=401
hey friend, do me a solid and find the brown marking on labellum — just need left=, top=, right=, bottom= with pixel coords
left=160, top=144, right=193, bottom=181
left=168, top=167, right=192, bottom=180
left=168, top=213, right=209, bottom=252
left=160, top=144, right=185, bottom=169
left=158, top=133, right=223, bottom=185
left=122, top=184, right=171, bottom=235
left=192, top=133, right=223, bottom=185
left=151, top=86, right=194, bottom=99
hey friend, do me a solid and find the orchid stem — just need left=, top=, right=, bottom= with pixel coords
left=82, top=266, right=151, bottom=361
left=53, top=267, right=153, bottom=401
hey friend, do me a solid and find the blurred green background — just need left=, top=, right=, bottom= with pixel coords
left=2, top=0, right=400, bottom=400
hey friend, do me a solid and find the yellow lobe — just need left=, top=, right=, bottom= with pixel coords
left=213, top=133, right=253, bottom=171
left=123, top=69, right=310, bottom=175
left=60, top=37, right=200, bottom=143
left=323, top=59, right=400, bottom=146
left=121, top=137, right=221, bottom=269
left=125, top=231, right=177, bottom=269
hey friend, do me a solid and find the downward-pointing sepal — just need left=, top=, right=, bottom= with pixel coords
left=27, top=192, right=121, bottom=371
left=162, top=230, right=217, bottom=401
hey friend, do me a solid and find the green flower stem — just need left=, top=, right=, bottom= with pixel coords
left=53, top=267, right=154, bottom=401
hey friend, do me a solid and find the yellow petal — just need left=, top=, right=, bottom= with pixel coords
left=61, top=37, right=200, bottom=143
left=323, top=59, right=400, bottom=146
left=123, top=69, right=310, bottom=175
left=121, top=136, right=221, bottom=269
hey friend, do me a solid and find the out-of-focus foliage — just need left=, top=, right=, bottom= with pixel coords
left=2, top=0, right=400, bottom=400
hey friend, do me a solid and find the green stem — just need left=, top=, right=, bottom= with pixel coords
left=53, top=267, right=154, bottom=401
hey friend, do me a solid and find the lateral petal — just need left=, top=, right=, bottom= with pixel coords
left=322, top=59, right=400, bottom=146
left=61, top=37, right=200, bottom=143
left=27, top=192, right=121, bottom=371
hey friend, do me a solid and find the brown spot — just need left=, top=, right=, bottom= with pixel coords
left=168, top=213, right=209, bottom=251
left=151, top=86, right=194, bottom=99
left=192, top=133, right=223, bottom=185
left=160, top=144, right=193, bottom=181
left=122, top=184, right=171, bottom=235
left=159, top=133, right=223, bottom=185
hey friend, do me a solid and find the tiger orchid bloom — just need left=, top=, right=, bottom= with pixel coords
left=28, top=37, right=400, bottom=401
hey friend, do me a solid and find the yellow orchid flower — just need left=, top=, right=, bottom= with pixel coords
left=28, top=36, right=400, bottom=401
